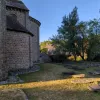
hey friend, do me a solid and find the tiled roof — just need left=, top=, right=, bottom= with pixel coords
left=7, top=15, right=33, bottom=36
left=6, top=0, right=29, bottom=11
left=29, top=16, right=41, bottom=26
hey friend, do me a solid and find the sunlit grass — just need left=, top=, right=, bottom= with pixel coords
left=0, top=89, right=27, bottom=100
left=68, top=54, right=87, bottom=61
left=0, top=63, right=100, bottom=100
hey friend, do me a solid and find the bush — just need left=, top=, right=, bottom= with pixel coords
left=93, top=54, right=100, bottom=62
left=40, top=48, right=48, bottom=53
left=49, top=54, right=67, bottom=63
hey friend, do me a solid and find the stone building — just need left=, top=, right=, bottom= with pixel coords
left=0, top=0, right=41, bottom=81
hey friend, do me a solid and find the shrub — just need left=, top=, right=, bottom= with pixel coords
left=93, top=54, right=100, bottom=62
left=40, top=48, right=48, bottom=54
left=49, top=54, right=67, bottom=63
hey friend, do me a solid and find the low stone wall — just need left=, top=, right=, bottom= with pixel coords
left=0, top=69, right=8, bottom=81
left=0, top=65, right=40, bottom=84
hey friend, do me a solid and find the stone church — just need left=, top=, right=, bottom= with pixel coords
left=0, top=0, right=41, bottom=81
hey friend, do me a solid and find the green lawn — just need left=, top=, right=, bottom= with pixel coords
left=0, top=63, right=100, bottom=100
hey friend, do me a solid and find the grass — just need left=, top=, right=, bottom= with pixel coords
left=0, top=63, right=100, bottom=100
left=19, top=63, right=68, bottom=82
left=0, top=89, right=27, bottom=100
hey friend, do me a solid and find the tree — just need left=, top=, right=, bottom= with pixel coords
left=76, top=21, right=88, bottom=60
left=51, top=7, right=79, bottom=61
left=40, top=40, right=52, bottom=50
left=87, top=19, right=100, bottom=60
left=51, top=7, right=100, bottom=61
left=40, top=40, right=56, bottom=54
left=51, top=34, right=68, bottom=54
left=40, top=48, right=48, bottom=54
left=40, top=41, right=51, bottom=53
left=88, top=19, right=100, bottom=35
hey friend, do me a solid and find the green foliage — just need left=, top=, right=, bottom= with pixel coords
left=50, top=7, right=100, bottom=61
left=87, top=34, right=100, bottom=60
left=40, top=40, right=52, bottom=54
left=40, top=40, right=52, bottom=49
left=49, top=54, right=67, bottom=62
left=86, top=19, right=100, bottom=60
left=40, top=48, right=48, bottom=53
left=75, top=21, right=88, bottom=60
left=88, top=19, right=100, bottom=35
left=51, top=35, right=67, bottom=54
left=51, top=7, right=81, bottom=60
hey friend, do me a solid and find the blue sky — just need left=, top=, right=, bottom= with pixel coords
left=23, top=0, right=100, bottom=42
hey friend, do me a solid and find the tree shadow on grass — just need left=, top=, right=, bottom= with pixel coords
left=1, top=77, right=100, bottom=100
left=23, top=87, right=100, bottom=100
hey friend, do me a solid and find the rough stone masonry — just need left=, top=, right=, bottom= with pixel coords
left=0, top=0, right=41, bottom=81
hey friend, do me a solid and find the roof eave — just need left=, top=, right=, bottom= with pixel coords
left=29, top=16, right=41, bottom=26
left=6, top=5, right=29, bottom=11
left=7, top=28, right=34, bottom=37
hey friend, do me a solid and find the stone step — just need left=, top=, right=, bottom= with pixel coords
left=72, top=74, right=85, bottom=78
left=71, top=78, right=100, bottom=84
left=89, top=85, right=100, bottom=92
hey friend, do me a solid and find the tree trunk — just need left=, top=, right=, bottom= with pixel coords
left=81, top=55, right=85, bottom=61
left=73, top=51, right=77, bottom=61
left=74, top=54, right=77, bottom=61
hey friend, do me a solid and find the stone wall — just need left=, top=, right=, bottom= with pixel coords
left=6, top=0, right=40, bottom=64
left=0, top=0, right=8, bottom=81
left=4, top=31, right=30, bottom=71
left=28, top=19, right=40, bottom=63
left=6, top=9, right=26, bottom=27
